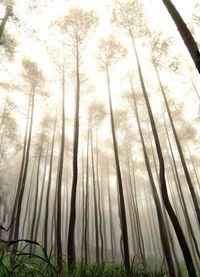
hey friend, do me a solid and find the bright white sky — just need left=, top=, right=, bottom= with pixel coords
left=0, top=0, right=199, bottom=130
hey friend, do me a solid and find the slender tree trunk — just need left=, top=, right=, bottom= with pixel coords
left=12, top=90, right=35, bottom=255
left=131, top=36, right=197, bottom=277
left=34, top=143, right=49, bottom=245
left=187, top=144, right=200, bottom=193
left=161, top=0, right=200, bottom=73
left=106, top=157, right=115, bottom=263
left=81, top=145, right=85, bottom=260
left=90, top=130, right=100, bottom=263
left=56, top=63, right=66, bottom=271
left=9, top=96, right=31, bottom=241
left=21, top=158, right=35, bottom=239
left=139, top=128, right=174, bottom=273
left=95, top=137, right=104, bottom=262
left=44, top=112, right=57, bottom=252
left=68, top=44, right=80, bottom=269
left=84, top=128, right=90, bottom=264
left=0, top=6, right=12, bottom=40
left=106, top=64, right=130, bottom=275
left=30, top=139, right=43, bottom=253
left=131, top=167, right=146, bottom=266
left=191, top=80, right=200, bottom=101
left=154, top=63, right=200, bottom=225
left=100, top=173, right=108, bottom=261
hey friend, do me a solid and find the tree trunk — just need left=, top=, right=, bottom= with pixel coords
left=30, top=138, right=43, bottom=253
left=132, top=92, right=176, bottom=276
left=34, top=143, right=49, bottom=246
left=131, top=36, right=197, bottom=277
left=154, top=63, right=200, bottom=225
left=106, top=64, right=130, bottom=275
left=90, top=130, right=100, bottom=263
left=44, top=112, right=57, bottom=252
left=9, top=96, right=31, bottom=241
left=106, top=156, right=115, bottom=263
left=0, top=6, right=12, bottom=40
left=84, top=128, right=90, bottom=264
left=56, top=63, right=66, bottom=271
left=12, top=89, right=35, bottom=255
left=161, top=0, right=200, bottom=73
left=68, top=44, right=80, bottom=270
left=95, top=138, right=104, bottom=262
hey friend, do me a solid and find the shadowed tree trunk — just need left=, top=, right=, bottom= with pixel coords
left=0, top=6, right=12, bottom=40
left=84, top=127, right=90, bottom=264
left=90, top=130, right=100, bottom=263
left=191, top=80, right=200, bottom=101
left=12, top=88, right=35, bottom=255
left=161, top=0, right=200, bottom=73
left=68, top=44, right=80, bottom=269
left=106, top=156, right=115, bottom=263
left=81, top=145, right=85, bottom=260
left=154, top=63, right=200, bottom=225
left=56, top=62, right=66, bottom=271
left=21, top=158, right=35, bottom=239
left=106, top=64, right=130, bottom=275
left=132, top=91, right=176, bottom=276
left=34, top=143, right=49, bottom=246
left=30, top=137, right=44, bottom=253
left=163, top=113, right=200, bottom=261
left=131, top=36, right=197, bottom=277
left=8, top=96, right=31, bottom=241
left=44, top=112, right=57, bottom=252
left=96, top=142, right=104, bottom=262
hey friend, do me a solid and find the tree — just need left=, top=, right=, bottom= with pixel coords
left=112, top=1, right=197, bottom=276
left=97, top=35, right=131, bottom=275
left=9, top=59, right=45, bottom=255
left=44, top=112, right=57, bottom=252
left=55, top=8, right=99, bottom=269
left=0, top=4, right=13, bottom=41
left=55, top=61, right=66, bottom=271
left=88, top=101, right=106, bottom=263
left=128, top=80, right=176, bottom=276
left=161, top=0, right=200, bottom=73
left=150, top=33, right=200, bottom=226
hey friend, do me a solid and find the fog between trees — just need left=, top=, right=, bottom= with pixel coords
left=0, top=0, right=200, bottom=276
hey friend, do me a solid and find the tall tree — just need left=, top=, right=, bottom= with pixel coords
left=150, top=33, right=200, bottom=225
left=10, top=59, right=45, bottom=255
left=55, top=61, right=66, bottom=271
left=112, top=1, right=197, bottom=276
left=161, top=0, right=200, bottom=73
left=0, top=4, right=13, bottom=41
left=129, top=83, right=176, bottom=276
left=55, top=8, right=99, bottom=268
left=98, top=35, right=131, bottom=275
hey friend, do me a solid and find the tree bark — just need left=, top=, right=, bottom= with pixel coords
left=56, top=63, right=66, bottom=272
left=68, top=44, right=80, bottom=270
left=132, top=91, right=176, bottom=276
left=106, top=64, right=130, bottom=275
left=131, top=36, right=197, bottom=277
left=0, top=6, right=12, bottom=41
left=161, top=0, right=200, bottom=73
left=154, top=63, right=200, bottom=225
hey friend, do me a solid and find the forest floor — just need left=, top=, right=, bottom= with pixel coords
left=0, top=239, right=191, bottom=276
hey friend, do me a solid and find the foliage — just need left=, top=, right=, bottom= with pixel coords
left=53, top=8, right=99, bottom=54
left=112, top=0, right=149, bottom=38
left=22, top=59, right=45, bottom=91
left=0, top=237, right=165, bottom=277
left=98, top=35, right=127, bottom=69
left=0, top=31, right=17, bottom=61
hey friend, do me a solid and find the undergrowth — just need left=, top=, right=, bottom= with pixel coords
left=0, top=238, right=165, bottom=276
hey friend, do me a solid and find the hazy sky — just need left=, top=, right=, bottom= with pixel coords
left=0, top=0, right=199, bottom=128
